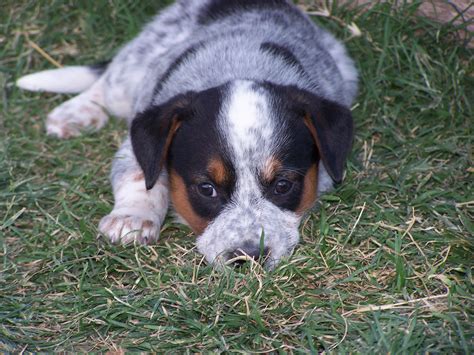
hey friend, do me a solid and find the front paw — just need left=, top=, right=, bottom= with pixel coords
left=98, top=213, right=160, bottom=245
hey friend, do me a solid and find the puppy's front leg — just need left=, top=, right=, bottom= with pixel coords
left=99, top=138, right=169, bottom=244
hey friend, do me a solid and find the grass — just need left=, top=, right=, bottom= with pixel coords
left=1, top=0, right=472, bottom=352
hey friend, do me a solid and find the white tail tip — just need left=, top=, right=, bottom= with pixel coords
left=16, top=66, right=100, bottom=94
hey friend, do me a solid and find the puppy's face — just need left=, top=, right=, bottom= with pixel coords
left=131, top=80, right=353, bottom=268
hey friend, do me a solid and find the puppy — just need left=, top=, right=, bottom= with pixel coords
left=17, top=0, right=358, bottom=269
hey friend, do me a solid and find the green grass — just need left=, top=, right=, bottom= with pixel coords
left=1, top=0, right=473, bottom=352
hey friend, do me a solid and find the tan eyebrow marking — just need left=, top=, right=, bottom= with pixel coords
left=207, top=157, right=229, bottom=185
left=261, top=156, right=282, bottom=184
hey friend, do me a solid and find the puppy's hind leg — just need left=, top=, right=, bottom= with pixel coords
left=17, top=65, right=111, bottom=138
left=98, top=138, right=169, bottom=245
left=46, top=76, right=110, bottom=139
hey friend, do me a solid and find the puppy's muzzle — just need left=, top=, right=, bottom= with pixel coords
left=226, top=242, right=270, bottom=267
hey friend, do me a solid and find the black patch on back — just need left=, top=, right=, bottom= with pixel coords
left=169, top=85, right=236, bottom=220
left=260, top=42, right=308, bottom=78
left=153, top=41, right=206, bottom=96
left=198, top=0, right=293, bottom=25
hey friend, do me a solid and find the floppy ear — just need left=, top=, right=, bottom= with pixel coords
left=131, top=93, right=194, bottom=190
left=287, top=87, right=354, bottom=183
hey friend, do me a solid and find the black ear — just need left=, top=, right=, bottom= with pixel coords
left=287, top=87, right=354, bottom=183
left=130, top=93, right=194, bottom=190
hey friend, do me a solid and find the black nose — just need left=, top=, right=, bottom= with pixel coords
left=230, top=244, right=269, bottom=266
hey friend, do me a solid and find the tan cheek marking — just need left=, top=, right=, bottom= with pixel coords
left=261, top=156, right=282, bottom=184
left=132, top=172, right=145, bottom=182
left=296, top=164, right=318, bottom=215
left=207, top=158, right=228, bottom=185
left=303, top=114, right=316, bottom=137
left=169, top=170, right=209, bottom=235
left=160, top=117, right=182, bottom=169
left=303, top=113, right=323, bottom=156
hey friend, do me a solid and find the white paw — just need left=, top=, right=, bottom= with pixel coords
left=46, top=98, right=108, bottom=138
left=98, top=213, right=160, bottom=245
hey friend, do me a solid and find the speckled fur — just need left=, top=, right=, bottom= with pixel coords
left=17, top=0, right=358, bottom=268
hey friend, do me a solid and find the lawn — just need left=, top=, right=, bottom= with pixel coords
left=1, top=0, right=472, bottom=352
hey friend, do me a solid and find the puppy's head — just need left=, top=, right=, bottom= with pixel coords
left=131, top=80, right=353, bottom=268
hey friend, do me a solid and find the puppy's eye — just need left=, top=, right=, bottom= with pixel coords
left=274, top=179, right=293, bottom=195
left=197, top=182, right=217, bottom=198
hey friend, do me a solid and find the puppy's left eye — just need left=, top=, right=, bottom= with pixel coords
left=197, top=182, right=217, bottom=198
left=274, top=179, right=294, bottom=195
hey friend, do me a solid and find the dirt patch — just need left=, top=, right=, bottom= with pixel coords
left=306, top=0, right=473, bottom=47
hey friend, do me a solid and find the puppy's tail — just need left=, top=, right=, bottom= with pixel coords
left=16, top=61, right=109, bottom=94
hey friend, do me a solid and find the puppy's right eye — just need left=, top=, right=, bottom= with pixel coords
left=273, top=179, right=294, bottom=195
left=197, top=182, right=217, bottom=198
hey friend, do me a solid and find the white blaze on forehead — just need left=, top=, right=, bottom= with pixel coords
left=227, top=82, right=265, bottom=139
left=223, top=80, right=275, bottom=169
